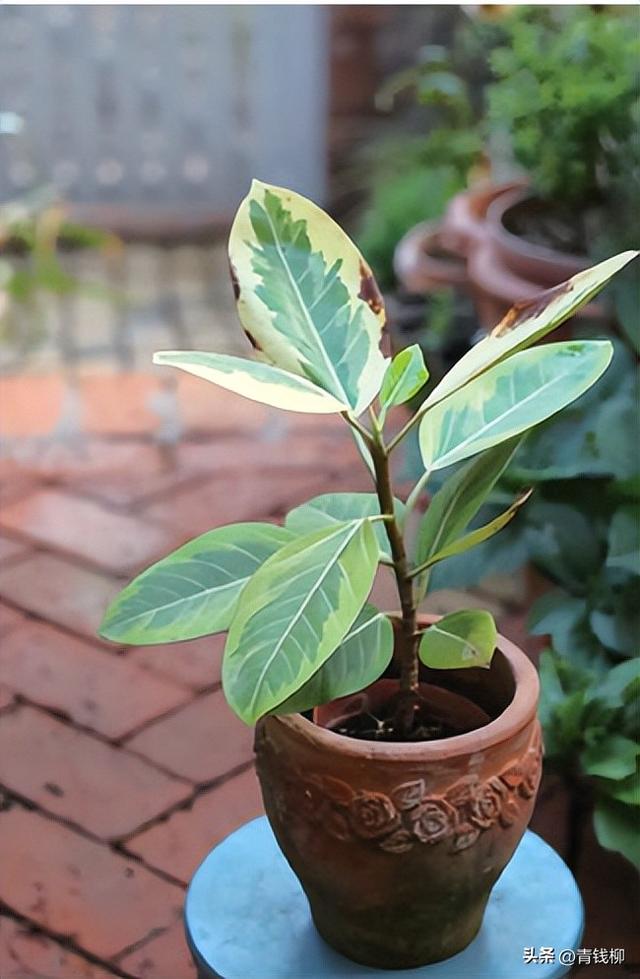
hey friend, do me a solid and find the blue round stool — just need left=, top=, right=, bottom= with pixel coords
left=185, top=816, right=583, bottom=979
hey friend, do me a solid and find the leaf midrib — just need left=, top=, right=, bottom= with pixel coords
left=246, top=521, right=365, bottom=716
left=431, top=357, right=585, bottom=467
left=262, top=203, right=350, bottom=406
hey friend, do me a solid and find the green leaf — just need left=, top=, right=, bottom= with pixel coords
left=603, top=770, right=640, bottom=807
left=414, top=437, right=524, bottom=597
left=589, top=606, right=638, bottom=657
left=594, top=797, right=640, bottom=868
left=99, top=523, right=293, bottom=645
left=586, top=659, right=640, bottom=707
left=582, top=736, right=640, bottom=780
left=414, top=489, right=532, bottom=574
left=419, top=609, right=497, bottom=670
left=285, top=492, right=404, bottom=562
left=607, top=505, right=640, bottom=575
left=222, top=520, right=379, bottom=724
left=272, top=605, right=393, bottom=715
left=152, top=351, right=348, bottom=414
left=379, top=344, right=428, bottom=420
left=421, top=251, right=637, bottom=412
left=229, top=180, right=387, bottom=415
left=419, top=341, right=613, bottom=471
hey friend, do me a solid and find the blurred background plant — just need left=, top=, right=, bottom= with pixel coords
left=353, top=4, right=640, bottom=870
left=0, top=185, right=116, bottom=371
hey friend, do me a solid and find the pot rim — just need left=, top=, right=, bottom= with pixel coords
left=486, top=186, right=588, bottom=271
left=272, top=618, right=539, bottom=762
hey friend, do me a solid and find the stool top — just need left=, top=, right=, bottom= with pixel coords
left=185, top=816, right=583, bottom=979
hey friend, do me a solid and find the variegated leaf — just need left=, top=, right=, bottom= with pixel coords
left=153, top=351, right=348, bottom=413
left=419, top=341, right=613, bottom=471
left=419, top=609, right=497, bottom=670
left=229, top=179, right=388, bottom=415
left=285, top=492, right=404, bottom=561
left=422, top=250, right=637, bottom=412
left=413, top=489, right=532, bottom=574
left=99, top=523, right=293, bottom=644
left=223, top=519, right=379, bottom=724
left=272, top=605, right=393, bottom=715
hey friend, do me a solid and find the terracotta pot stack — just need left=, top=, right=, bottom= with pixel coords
left=394, top=181, right=604, bottom=332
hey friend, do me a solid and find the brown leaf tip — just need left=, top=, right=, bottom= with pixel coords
left=358, top=260, right=384, bottom=316
left=243, top=329, right=262, bottom=351
left=491, top=281, right=572, bottom=338
left=229, top=260, right=241, bottom=301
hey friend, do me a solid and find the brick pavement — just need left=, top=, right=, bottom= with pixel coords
left=0, top=369, right=408, bottom=979
left=3, top=369, right=632, bottom=979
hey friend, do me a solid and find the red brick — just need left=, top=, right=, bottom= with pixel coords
left=0, top=553, right=119, bottom=640
left=0, top=375, right=66, bottom=439
left=0, top=622, right=192, bottom=739
left=0, top=489, right=177, bottom=575
left=0, top=603, right=25, bottom=638
left=173, top=372, right=269, bottom=435
left=64, top=442, right=209, bottom=509
left=0, top=915, right=114, bottom=979
left=0, top=807, right=184, bottom=959
left=176, top=430, right=360, bottom=477
left=0, top=707, right=193, bottom=838
left=80, top=373, right=166, bottom=436
left=128, top=634, right=224, bottom=692
left=147, top=470, right=329, bottom=541
left=127, top=767, right=263, bottom=884
left=125, top=689, right=254, bottom=784
left=117, top=921, right=196, bottom=979
left=0, top=535, right=31, bottom=564
left=15, top=437, right=151, bottom=481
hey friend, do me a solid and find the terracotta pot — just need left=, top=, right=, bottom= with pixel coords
left=393, top=220, right=469, bottom=294
left=254, top=617, right=541, bottom=969
left=467, top=186, right=606, bottom=331
left=439, top=180, right=525, bottom=259
left=486, top=187, right=588, bottom=287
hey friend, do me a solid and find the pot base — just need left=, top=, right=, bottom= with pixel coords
left=184, top=817, right=585, bottom=978
left=309, top=893, right=486, bottom=969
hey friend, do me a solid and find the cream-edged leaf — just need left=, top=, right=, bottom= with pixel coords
left=419, top=609, right=497, bottom=670
left=153, top=351, right=348, bottom=413
left=229, top=179, right=387, bottom=415
left=413, top=489, right=532, bottom=575
left=99, top=523, right=293, bottom=645
left=272, top=605, right=393, bottom=715
left=379, top=344, right=428, bottom=419
left=285, top=492, right=404, bottom=561
left=419, top=341, right=613, bottom=471
left=222, top=519, right=380, bottom=724
left=422, top=251, right=638, bottom=412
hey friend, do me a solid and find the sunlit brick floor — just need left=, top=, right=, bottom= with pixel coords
left=0, top=371, right=637, bottom=978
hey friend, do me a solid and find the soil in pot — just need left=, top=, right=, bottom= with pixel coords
left=321, top=678, right=493, bottom=743
left=502, top=195, right=597, bottom=257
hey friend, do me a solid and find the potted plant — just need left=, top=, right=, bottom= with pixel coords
left=394, top=6, right=639, bottom=332
left=100, top=180, right=635, bottom=969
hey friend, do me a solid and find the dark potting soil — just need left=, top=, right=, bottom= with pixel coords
left=328, top=699, right=462, bottom=743
left=503, top=198, right=594, bottom=255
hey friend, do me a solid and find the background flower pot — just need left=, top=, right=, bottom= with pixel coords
left=394, top=182, right=611, bottom=333
left=254, top=619, right=541, bottom=969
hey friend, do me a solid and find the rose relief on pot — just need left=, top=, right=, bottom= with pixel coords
left=100, top=180, right=637, bottom=970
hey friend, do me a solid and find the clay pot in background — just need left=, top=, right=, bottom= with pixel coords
left=254, top=618, right=541, bottom=969
left=467, top=186, right=606, bottom=330
left=394, top=181, right=608, bottom=333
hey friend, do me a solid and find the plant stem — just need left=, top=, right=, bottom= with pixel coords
left=369, top=429, right=420, bottom=731
left=386, top=409, right=423, bottom=454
